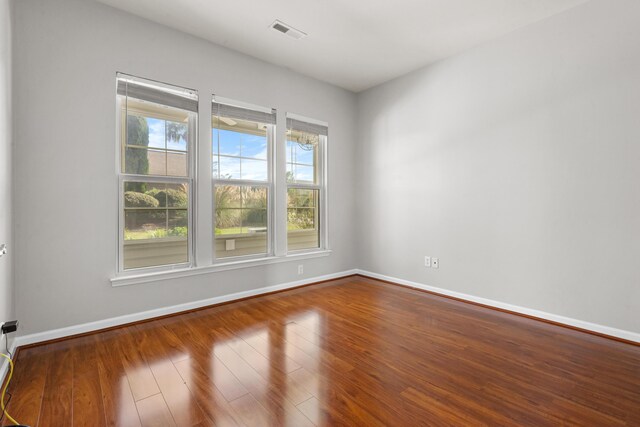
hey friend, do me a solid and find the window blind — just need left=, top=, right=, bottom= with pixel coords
left=117, top=77, right=198, bottom=112
left=286, top=118, right=328, bottom=136
left=212, top=102, right=276, bottom=125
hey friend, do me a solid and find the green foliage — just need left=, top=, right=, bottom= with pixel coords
left=215, top=186, right=268, bottom=231
left=245, top=209, right=266, bottom=227
left=127, top=115, right=150, bottom=147
left=287, top=189, right=316, bottom=230
left=146, top=188, right=188, bottom=208
left=125, top=115, right=149, bottom=191
left=287, top=208, right=314, bottom=230
left=124, top=191, right=159, bottom=208
left=286, top=171, right=294, bottom=183
left=168, top=226, right=188, bottom=237
left=146, top=226, right=187, bottom=238
left=124, top=226, right=188, bottom=240
left=124, top=191, right=159, bottom=230
left=166, top=121, right=188, bottom=143
left=215, top=185, right=239, bottom=230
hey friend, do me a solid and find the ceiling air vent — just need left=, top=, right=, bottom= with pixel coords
left=270, top=20, right=307, bottom=40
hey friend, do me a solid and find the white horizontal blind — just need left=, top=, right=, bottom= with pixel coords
left=286, top=118, right=328, bottom=136
left=212, top=102, right=276, bottom=124
left=117, top=74, right=198, bottom=112
left=116, top=73, right=197, bottom=273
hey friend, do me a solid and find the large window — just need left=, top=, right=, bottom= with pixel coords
left=117, top=74, right=197, bottom=271
left=212, top=99, right=275, bottom=260
left=114, top=76, right=330, bottom=280
left=286, top=116, right=327, bottom=252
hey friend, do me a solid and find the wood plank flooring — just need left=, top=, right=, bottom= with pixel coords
left=2, top=275, right=640, bottom=426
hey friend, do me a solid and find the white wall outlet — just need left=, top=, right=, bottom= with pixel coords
left=225, top=239, right=235, bottom=251
left=424, top=256, right=431, bottom=267
left=432, top=257, right=439, bottom=269
left=298, top=264, right=304, bottom=275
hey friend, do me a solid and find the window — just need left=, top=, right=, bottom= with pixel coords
left=113, top=76, right=330, bottom=282
left=286, top=116, right=327, bottom=252
left=212, top=99, right=275, bottom=260
left=117, top=74, right=197, bottom=271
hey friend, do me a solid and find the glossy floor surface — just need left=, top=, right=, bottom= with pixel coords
left=3, top=276, right=640, bottom=426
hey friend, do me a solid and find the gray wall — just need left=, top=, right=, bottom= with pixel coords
left=11, top=0, right=640, bottom=337
left=356, top=0, right=640, bottom=333
left=0, top=0, right=14, bottom=343
left=12, top=0, right=357, bottom=335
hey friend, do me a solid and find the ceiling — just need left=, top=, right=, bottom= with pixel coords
left=96, top=0, right=588, bottom=92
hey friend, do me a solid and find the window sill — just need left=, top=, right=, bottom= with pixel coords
left=111, top=249, right=332, bottom=287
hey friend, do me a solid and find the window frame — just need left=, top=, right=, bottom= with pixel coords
left=212, top=97, right=276, bottom=263
left=116, top=74, right=198, bottom=275
left=112, top=77, right=332, bottom=285
left=286, top=113, right=328, bottom=254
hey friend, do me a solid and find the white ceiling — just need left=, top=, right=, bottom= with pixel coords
left=96, top=0, right=588, bottom=92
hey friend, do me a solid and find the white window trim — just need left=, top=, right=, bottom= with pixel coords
left=212, top=100, right=276, bottom=263
left=112, top=82, right=332, bottom=285
left=212, top=178, right=275, bottom=263
left=286, top=116, right=328, bottom=254
left=111, top=249, right=332, bottom=287
left=115, top=80, right=198, bottom=276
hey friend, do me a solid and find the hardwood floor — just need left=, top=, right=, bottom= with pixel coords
left=3, top=275, right=640, bottom=426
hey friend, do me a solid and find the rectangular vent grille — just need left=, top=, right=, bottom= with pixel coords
left=270, top=20, right=307, bottom=40
left=272, top=23, right=289, bottom=34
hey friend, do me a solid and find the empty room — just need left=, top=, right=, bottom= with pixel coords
left=0, top=0, right=639, bottom=425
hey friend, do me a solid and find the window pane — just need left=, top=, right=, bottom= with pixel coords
left=218, top=155, right=241, bottom=179
left=290, top=165, right=315, bottom=184
left=244, top=208, right=267, bottom=229
left=287, top=188, right=319, bottom=251
left=295, top=144, right=315, bottom=165
left=124, top=182, right=162, bottom=207
left=241, top=158, right=268, bottom=181
left=168, top=210, right=188, bottom=233
left=121, top=98, right=191, bottom=177
left=167, top=151, right=187, bottom=177
left=215, top=184, right=242, bottom=208
left=215, top=185, right=268, bottom=258
left=242, top=134, right=267, bottom=159
left=124, top=210, right=166, bottom=239
left=212, top=115, right=269, bottom=182
left=146, top=149, right=167, bottom=176
left=216, top=209, right=242, bottom=234
left=242, top=186, right=267, bottom=208
left=123, top=181, right=189, bottom=269
left=217, top=129, right=241, bottom=156
left=143, top=183, right=189, bottom=208
left=124, top=146, right=155, bottom=175
left=286, top=134, right=318, bottom=184
left=166, top=121, right=188, bottom=151
left=146, top=117, right=166, bottom=149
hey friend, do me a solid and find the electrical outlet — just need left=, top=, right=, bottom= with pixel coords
left=424, top=256, right=431, bottom=267
left=432, top=258, right=439, bottom=269
left=0, top=320, right=17, bottom=348
left=1, top=320, right=18, bottom=334
left=297, top=264, right=304, bottom=275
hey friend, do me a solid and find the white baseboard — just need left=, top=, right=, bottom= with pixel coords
left=11, top=267, right=639, bottom=350
left=0, top=337, right=18, bottom=388
left=356, top=269, right=640, bottom=344
left=15, top=269, right=358, bottom=347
